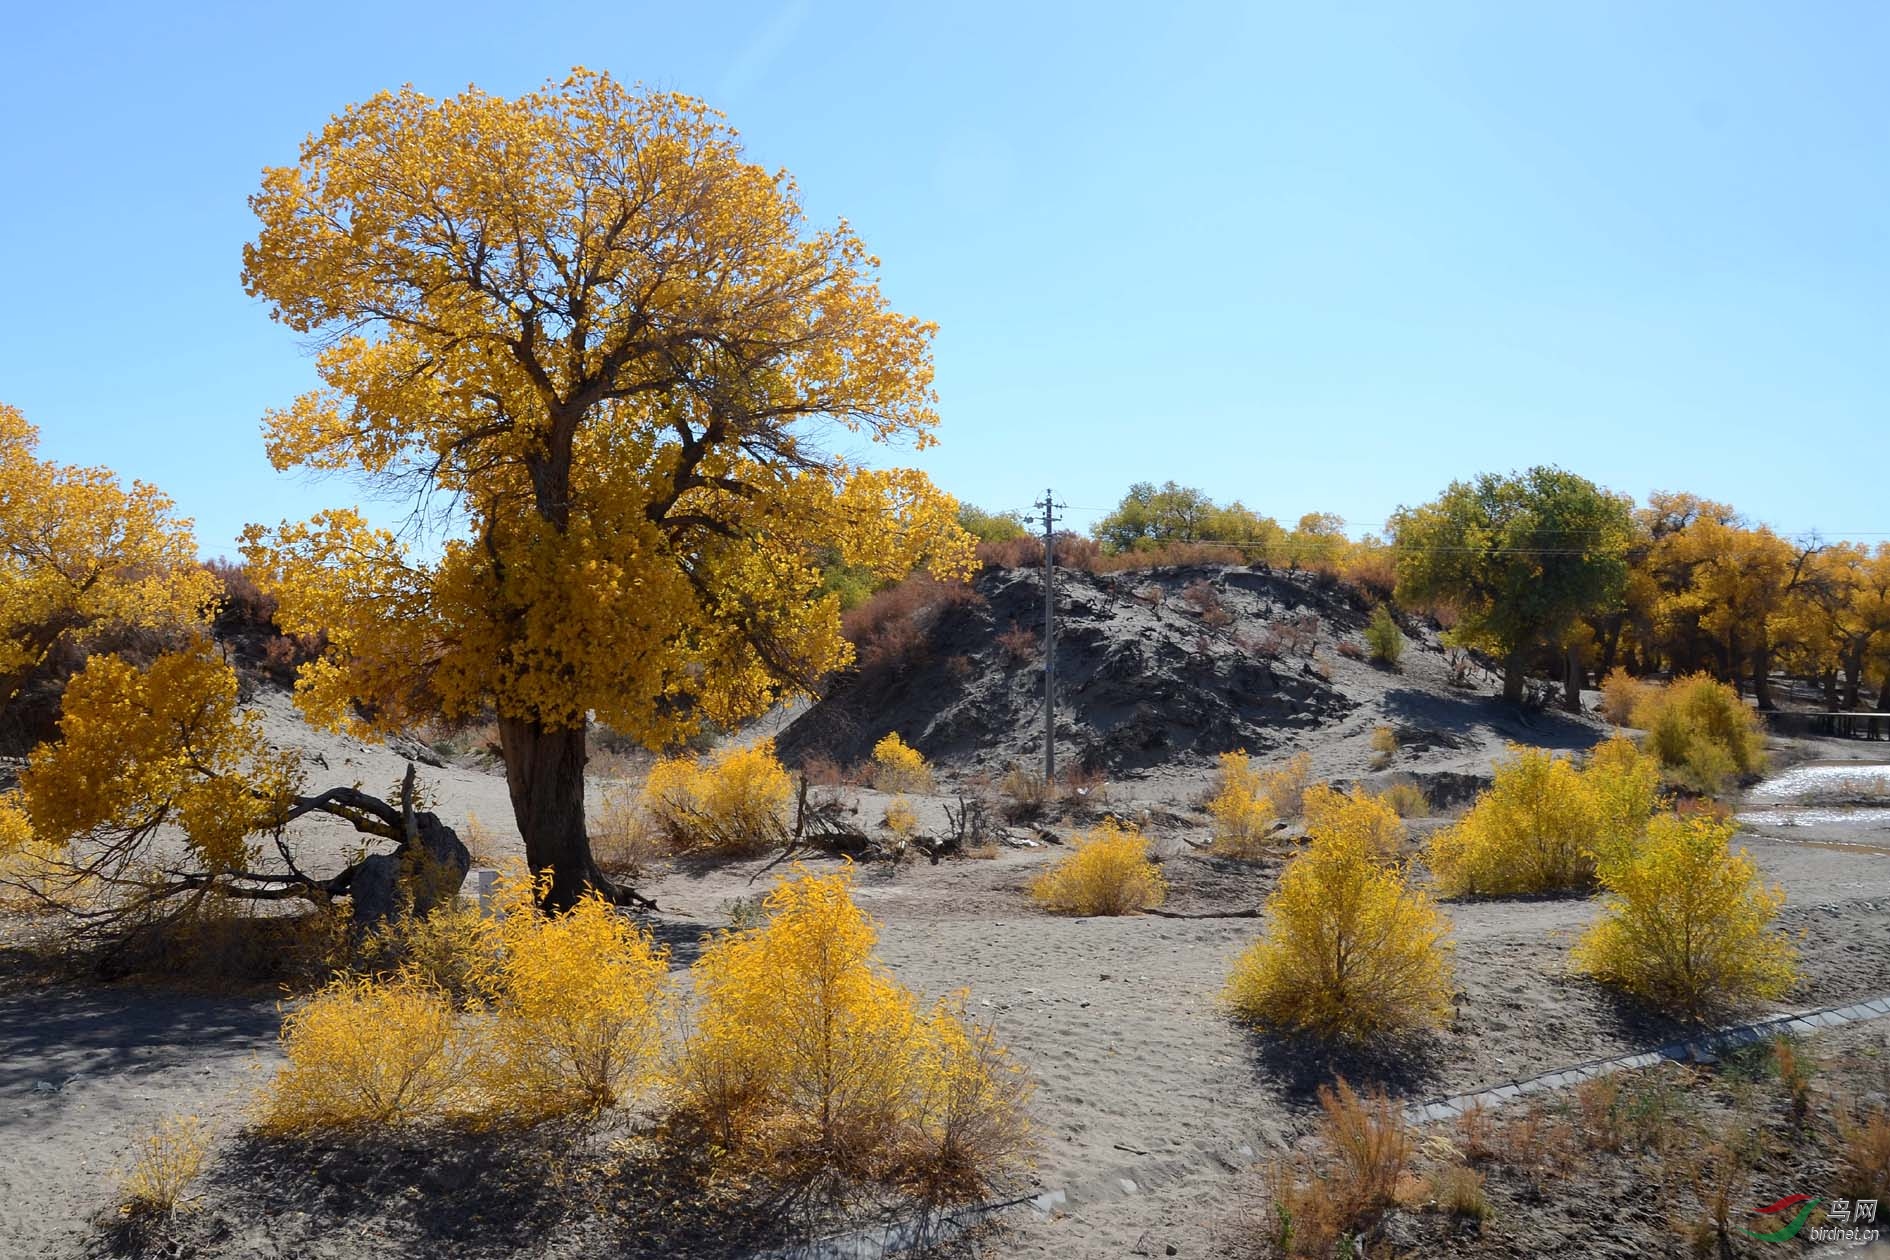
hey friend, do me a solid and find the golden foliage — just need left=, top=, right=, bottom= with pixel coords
left=240, top=71, right=973, bottom=751
left=883, top=796, right=920, bottom=842
left=16, top=644, right=299, bottom=898
left=0, top=403, right=218, bottom=715
left=118, top=1115, right=210, bottom=1217
left=674, top=866, right=1030, bottom=1203
left=640, top=739, right=791, bottom=856
left=1630, top=673, right=1767, bottom=794
left=1208, top=750, right=1276, bottom=856
left=871, top=731, right=936, bottom=793
left=1301, top=782, right=1406, bottom=862
left=1426, top=737, right=1660, bottom=897
left=1226, top=820, right=1454, bottom=1039
left=1572, top=813, right=1795, bottom=1018
left=1369, top=724, right=1399, bottom=767
left=1028, top=819, right=1167, bottom=916
left=261, top=975, right=467, bottom=1133
left=475, top=888, right=672, bottom=1120
left=1259, top=751, right=1314, bottom=819
left=1378, top=780, right=1431, bottom=819
left=1598, top=666, right=1655, bottom=726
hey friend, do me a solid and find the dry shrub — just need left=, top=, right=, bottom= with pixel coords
left=1181, top=579, right=1232, bottom=627
left=1336, top=640, right=1366, bottom=661
left=1575, top=1075, right=1624, bottom=1150
left=475, top=883, right=672, bottom=1121
left=1029, top=819, right=1166, bottom=916
left=590, top=787, right=664, bottom=877
left=674, top=866, right=1031, bottom=1205
left=119, top=1115, right=210, bottom=1217
left=871, top=731, right=936, bottom=793
left=1261, top=751, right=1313, bottom=818
left=1424, top=1163, right=1491, bottom=1221
left=842, top=574, right=982, bottom=674
left=1226, top=806, right=1452, bottom=1040
left=261, top=974, right=468, bottom=1133
left=1088, top=541, right=1244, bottom=573
left=1249, top=1080, right=1411, bottom=1256
left=1630, top=673, right=1767, bottom=794
left=998, top=764, right=1053, bottom=822
left=641, top=738, right=792, bottom=855
left=1426, top=736, right=1660, bottom=896
left=1836, top=1104, right=1890, bottom=1199
left=1208, top=750, right=1277, bottom=857
left=976, top=536, right=1043, bottom=569
left=995, top=621, right=1037, bottom=662
left=800, top=755, right=855, bottom=788
left=1275, top=612, right=1320, bottom=657
left=1598, top=666, right=1655, bottom=726
left=1572, top=813, right=1796, bottom=1019
left=1772, top=1036, right=1815, bottom=1126
left=1455, top=1100, right=1496, bottom=1162
left=1379, top=779, right=1430, bottom=818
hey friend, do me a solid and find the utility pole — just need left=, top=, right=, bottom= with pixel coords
left=1025, top=489, right=1065, bottom=782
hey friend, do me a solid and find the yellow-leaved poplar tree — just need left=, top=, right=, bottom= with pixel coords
left=0, top=404, right=218, bottom=718
left=240, top=70, right=974, bottom=908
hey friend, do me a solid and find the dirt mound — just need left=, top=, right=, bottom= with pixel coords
left=779, top=564, right=1389, bottom=774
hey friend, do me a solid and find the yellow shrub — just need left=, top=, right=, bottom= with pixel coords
left=1208, top=750, right=1276, bottom=857
left=884, top=795, right=920, bottom=841
left=119, top=1115, right=210, bottom=1216
left=674, top=866, right=1029, bottom=1200
left=359, top=896, right=500, bottom=1007
left=641, top=738, right=791, bottom=855
left=1029, top=819, right=1167, bottom=915
left=1369, top=725, right=1399, bottom=767
left=475, top=889, right=672, bottom=1121
left=1302, top=783, right=1405, bottom=861
left=1427, top=740, right=1658, bottom=896
left=261, top=974, right=466, bottom=1133
left=1630, top=673, right=1766, bottom=794
left=872, top=731, right=936, bottom=793
left=590, top=785, right=665, bottom=876
left=1572, top=814, right=1795, bottom=1019
left=1598, top=667, right=1654, bottom=727
left=1379, top=780, right=1430, bottom=819
left=1260, top=750, right=1314, bottom=818
left=1226, top=832, right=1454, bottom=1040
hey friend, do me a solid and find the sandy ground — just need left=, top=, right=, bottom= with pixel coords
left=3, top=698, right=1889, bottom=1258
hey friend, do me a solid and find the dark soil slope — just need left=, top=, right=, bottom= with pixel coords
left=780, top=564, right=1399, bottom=774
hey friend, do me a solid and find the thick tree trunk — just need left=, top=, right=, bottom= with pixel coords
left=499, top=714, right=607, bottom=912
left=1843, top=650, right=1865, bottom=711
left=1878, top=670, right=1890, bottom=712
left=1502, top=652, right=1526, bottom=704
left=1821, top=668, right=1841, bottom=711
left=1562, top=646, right=1583, bottom=713
left=1752, top=646, right=1775, bottom=711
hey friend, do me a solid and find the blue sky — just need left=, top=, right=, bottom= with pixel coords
left=2, top=1, right=1885, bottom=554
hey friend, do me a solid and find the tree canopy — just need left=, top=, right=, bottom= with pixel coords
left=1391, top=467, right=1633, bottom=703
left=240, top=70, right=971, bottom=907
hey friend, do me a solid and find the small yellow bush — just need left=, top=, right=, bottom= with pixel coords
left=641, top=738, right=791, bottom=855
left=1573, top=813, right=1795, bottom=1019
left=590, top=786, right=664, bottom=876
left=1302, top=783, right=1405, bottom=862
left=262, top=974, right=466, bottom=1133
left=119, top=1115, right=210, bottom=1216
left=674, top=866, right=1030, bottom=1201
left=1427, top=739, right=1660, bottom=897
left=1379, top=780, right=1430, bottom=819
left=1369, top=725, right=1398, bottom=768
left=359, top=895, right=500, bottom=1006
left=1630, top=673, right=1766, bottom=794
left=1208, top=750, right=1277, bottom=856
left=475, top=888, right=672, bottom=1121
left=884, top=795, right=920, bottom=841
left=1260, top=750, right=1314, bottom=818
left=1598, top=667, right=1654, bottom=727
left=1029, top=819, right=1167, bottom=915
left=1226, top=831, right=1454, bottom=1040
left=872, top=731, right=936, bottom=793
